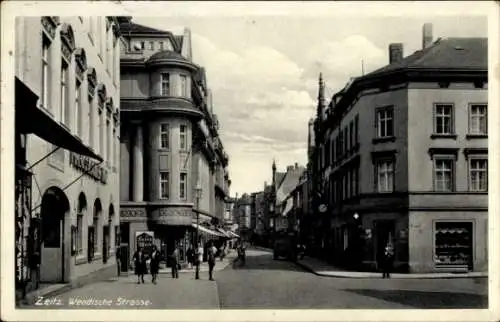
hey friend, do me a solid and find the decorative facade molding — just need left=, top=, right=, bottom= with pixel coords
left=120, top=208, right=147, bottom=218
left=106, top=97, right=114, bottom=114
left=74, top=48, right=87, bottom=80
left=87, top=67, right=97, bottom=97
left=97, top=84, right=107, bottom=108
left=41, top=16, right=59, bottom=39
left=60, top=23, right=76, bottom=62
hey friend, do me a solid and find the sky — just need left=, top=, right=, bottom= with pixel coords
left=133, top=12, right=487, bottom=197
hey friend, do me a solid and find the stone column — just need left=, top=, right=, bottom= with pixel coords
left=132, top=123, right=144, bottom=202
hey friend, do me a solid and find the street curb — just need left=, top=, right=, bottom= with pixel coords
left=295, top=260, right=488, bottom=279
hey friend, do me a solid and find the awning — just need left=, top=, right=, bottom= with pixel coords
left=216, top=227, right=232, bottom=238
left=15, top=77, right=103, bottom=162
left=192, top=223, right=224, bottom=237
left=227, top=231, right=240, bottom=238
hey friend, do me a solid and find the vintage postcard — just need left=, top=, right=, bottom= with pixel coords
left=1, top=1, right=499, bottom=321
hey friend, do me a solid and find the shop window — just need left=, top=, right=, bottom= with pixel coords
left=434, top=221, right=473, bottom=269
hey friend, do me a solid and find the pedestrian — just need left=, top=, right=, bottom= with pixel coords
left=132, top=247, right=147, bottom=284
left=187, top=244, right=195, bottom=269
left=150, top=245, right=160, bottom=284
left=195, top=241, right=204, bottom=280
left=207, top=242, right=217, bottom=281
left=382, top=242, right=395, bottom=278
left=170, top=244, right=180, bottom=279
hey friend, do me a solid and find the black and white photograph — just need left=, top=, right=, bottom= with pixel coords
left=1, top=1, right=499, bottom=321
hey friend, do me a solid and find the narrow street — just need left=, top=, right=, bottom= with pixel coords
left=26, top=248, right=487, bottom=310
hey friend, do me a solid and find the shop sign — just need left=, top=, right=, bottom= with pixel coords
left=135, top=231, right=154, bottom=252
left=69, top=152, right=107, bottom=184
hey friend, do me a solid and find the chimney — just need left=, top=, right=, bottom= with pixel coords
left=388, top=43, right=403, bottom=64
left=286, top=165, right=294, bottom=172
left=422, top=23, right=433, bottom=49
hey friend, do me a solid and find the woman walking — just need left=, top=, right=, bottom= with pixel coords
left=170, top=244, right=180, bottom=279
left=132, top=247, right=147, bottom=284
left=150, top=245, right=160, bottom=284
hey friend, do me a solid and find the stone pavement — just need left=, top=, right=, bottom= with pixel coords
left=296, top=256, right=488, bottom=279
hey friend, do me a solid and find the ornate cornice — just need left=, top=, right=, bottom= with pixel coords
left=120, top=208, right=147, bottom=220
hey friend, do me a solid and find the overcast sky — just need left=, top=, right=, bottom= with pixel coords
left=133, top=10, right=487, bottom=197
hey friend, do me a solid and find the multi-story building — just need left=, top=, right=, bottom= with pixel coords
left=117, top=18, right=231, bottom=267
left=290, top=170, right=309, bottom=243
left=14, top=16, right=122, bottom=298
left=311, top=24, right=488, bottom=273
left=234, top=193, right=251, bottom=238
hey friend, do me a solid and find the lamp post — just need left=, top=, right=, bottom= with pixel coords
left=194, top=181, right=203, bottom=246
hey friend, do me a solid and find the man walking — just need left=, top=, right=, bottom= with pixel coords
left=207, top=242, right=217, bottom=281
left=195, top=242, right=203, bottom=280
left=382, top=242, right=395, bottom=278
left=171, top=244, right=179, bottom=279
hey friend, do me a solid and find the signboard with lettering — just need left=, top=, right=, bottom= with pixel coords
left=135, top=231, right=154, bottom=254
left=69, top=152, right=108, bottom=184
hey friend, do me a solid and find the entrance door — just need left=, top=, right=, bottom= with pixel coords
left=40, top=187, right=69, bottom=283
left=374, top=220, right=395, bottom=268
left=103, top=226, right=109, bottom=264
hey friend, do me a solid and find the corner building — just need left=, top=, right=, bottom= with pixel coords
left=313, top=25, right=488, bottom=273
left=15, top=16, right=122, bottom=297
left=118, top=19, right=231, bottom=267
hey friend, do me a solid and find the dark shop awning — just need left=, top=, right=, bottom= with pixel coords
left=15, top=78, right=103, bottom=162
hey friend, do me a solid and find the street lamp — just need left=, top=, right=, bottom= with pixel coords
left=195, top=181, right=203, bottom=247
left=353, top=213, right=359, bottom=220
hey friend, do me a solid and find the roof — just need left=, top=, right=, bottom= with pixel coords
left=276, top=166, right=306, bottom=204
left=147, top=50, right=190, bottom=63
left=275, top=172, right=286, bottom=189
left=366, top=37, right=487, bottom=78
left=119, top=22, right=172, bottom=35
left=174, top=35, right=184, bottom=50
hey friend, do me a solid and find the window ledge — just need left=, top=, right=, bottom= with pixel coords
left=372, top=136, right=396, bottom=144
left=466, top=133, right=488, bottom=139
left=431, top=134, right=457, bottom=140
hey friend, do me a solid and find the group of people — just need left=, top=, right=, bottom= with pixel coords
left=132, top=241, right=221, bottom=284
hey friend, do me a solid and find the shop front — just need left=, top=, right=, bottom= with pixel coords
left=15, top=77, right=103, bottom=299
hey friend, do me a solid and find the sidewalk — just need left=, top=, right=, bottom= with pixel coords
left=158, top=251, right=237, bottom=275
left=296, top=256, right=488, bottom=279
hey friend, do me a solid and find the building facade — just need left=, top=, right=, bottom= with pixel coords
left=15, top=16, right=122, bottom=298
left=311, top=24, right=488, bottom=273
left=118, top=18, right=231, bottom=268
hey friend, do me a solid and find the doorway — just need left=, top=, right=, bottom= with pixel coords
left=40, top=187, right=70, bottom=283
left=374, top=220, right=395, bottom=269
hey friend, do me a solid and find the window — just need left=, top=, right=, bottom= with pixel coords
left=469, top=104, right=487, bottom=135
left=88, top=95, right=94, bottom=147
left=159, top=41, right=164, bottom=50
left=180, top=124, right=187, bottom=150
left=159, top=172, right=170, bottom=200
left=106, top=119, right=111, bottom=165
left=344, top=127, right=348, bottom=153
left=76, top=214, right=83, bottom=255
left=180, top=75, right=188, bottom=97
left=41, top=35, right=51, bottom=111
left=140, top=41, right=145, bottom=50
left=60, top=61, right=69, bottom=126
left=376, top=107, right=394, bottom=138
left=149, top=41, right=154, bottom=50
left=434, top=104, right=453, bottom=135
left=349, top=121, right=354, bottom=152
left=354, top=114, right=359, bottom=146
left=75, top=80, right=82, bottom=137
left=433, top=158, right=454, bottom=192
left=160, top=123, right=169, bottom=149
left=160, top=73, right=170, bottom=96
left=180, top=172, right=187, bottom=200
left=375, top=159, right=394, bottom=193
left=469, top=158, right=487, bottom=192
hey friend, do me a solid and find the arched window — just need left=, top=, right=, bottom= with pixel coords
left=97, top=84, right=107, bottom=157
left=87, top=68, right=97, bottom=149
left=59, top=23, right=75, bottom=128
left=74, top=48, right=87, bottom=139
